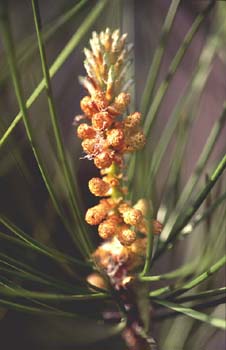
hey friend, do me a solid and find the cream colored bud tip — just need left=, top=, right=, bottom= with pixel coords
left=87, top=273, right=107, bottom=290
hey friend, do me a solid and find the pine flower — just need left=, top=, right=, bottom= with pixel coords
left=80, top=95, right=98, bottom=118
left=90, top=90, right=109, bottom=110
left=88, top=177, right=110, bottom=197
left=81, top=138, right=97, bottom=155
left=117, top=225, right=137, bottom=246
left=92, top=111, right=113, bottom=131
left=77, top=28, right=159, bottom=270
left=122, top=208, right=143, bottom=226
left=85, top=204, right=108, bottom=225
left=107, top=92, right=131, bottom=115
left=77, top=123, right=96, bottom=139
left=106, top=128, right=124, bottom=148
left=123, top=130, right=146, bottom=153
left=98, top=218, right=118, bottom=239
left=123, top=112, right=142, bottom=129
left=94, top=149, right=114, bottom=169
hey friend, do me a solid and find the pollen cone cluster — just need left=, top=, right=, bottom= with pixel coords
left=76, top=29, right=162, bottom=272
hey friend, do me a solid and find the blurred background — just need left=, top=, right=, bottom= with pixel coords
left=0, top=0, right=225, bottom=349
